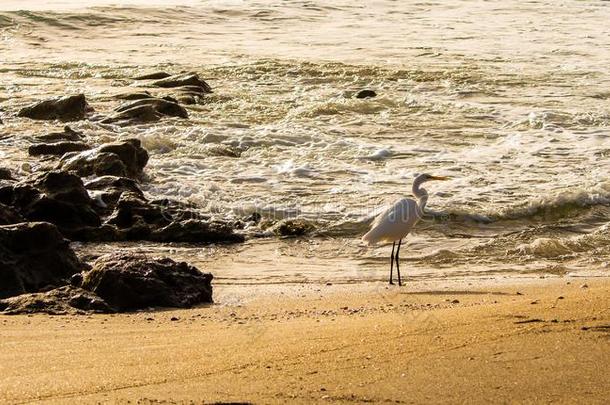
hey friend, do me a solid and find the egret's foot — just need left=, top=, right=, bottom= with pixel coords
left=389, top=281, right=394, bottom=285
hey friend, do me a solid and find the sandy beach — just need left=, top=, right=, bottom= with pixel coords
left=1, top=0, right=610, bottom=403
left=2, top=277, right=608, bottom=404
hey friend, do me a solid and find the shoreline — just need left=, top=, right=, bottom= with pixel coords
left=73, top=238, right=610, bottom=291
left=2, top=276, right=609, bottom=403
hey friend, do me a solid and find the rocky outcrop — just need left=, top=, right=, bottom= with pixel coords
left=166, top=85, right=210, bottom=105
left=0, top=167, right=242, bottom=244
left=101, top=192, right=244, bottom=243
left=60, top=139, right=149, bottom=179
left=0, top=250, right=216, bottom=314
left=0, top=135, right=243, bottom=244
left=149, top=198, right=205, bottom=222
left=28, top=141, right=90, bottom=156
left=114, top=91, right=154, bottom=101
left=0, top=245, right=217, bottom=314
left=0, top=171, right=101, bottom=235
left=0, top=168, right=14, bottom=181
left=101, top=97, right=188, bottom=125
left=151, top=219, right=245, bottom=243
left=104, top=191, right=166, bottom=240
left=133, top=72, right=171, bottom=81
left=0, top=203, right=22, bottom=225
left=35, top=126, right=84, bottom=143
left=81, top=253, right=214, bottom=311
left=55, top=185, right=243, bottom=244
left=0, top=222, right=85, bottom=299
left=85, top=176, right=144, bottom=213
left=17, top=94, right=92, bottom=121
left=151, top=73, right=212, bottom=93
left=0, top=285, right=113, bottom=315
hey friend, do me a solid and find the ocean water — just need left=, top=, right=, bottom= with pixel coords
left=1, top=0, right=609, bottom=285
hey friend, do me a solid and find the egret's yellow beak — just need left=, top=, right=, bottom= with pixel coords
left=430, top=175, right=451, bottom=181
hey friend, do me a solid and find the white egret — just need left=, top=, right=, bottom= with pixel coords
left=362, top=173, right=450, bottom=285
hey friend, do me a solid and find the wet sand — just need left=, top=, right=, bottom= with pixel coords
left=1, top=277, right=608, bottom=404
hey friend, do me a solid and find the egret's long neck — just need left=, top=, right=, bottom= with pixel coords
left=412, top=179, right=429, bottom=216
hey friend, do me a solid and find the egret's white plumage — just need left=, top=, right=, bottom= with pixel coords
left=362, top=173, right=450, bottom=285
left=362, top=198, right=421, bottom=245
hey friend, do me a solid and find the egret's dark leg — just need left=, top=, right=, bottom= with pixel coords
left=389, top=242, right=396, bottom=285
left=396, top=239, right=403, bottom=286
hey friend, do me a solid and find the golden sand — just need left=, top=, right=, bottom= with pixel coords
left=1, top=277, right=609, bottom=404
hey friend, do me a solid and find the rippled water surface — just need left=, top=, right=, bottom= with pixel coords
left=1, top=0, right=609, bottom=284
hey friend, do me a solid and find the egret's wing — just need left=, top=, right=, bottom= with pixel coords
left=371, top=198, right=416, bottom=226
left=363, top=198, right=419, bottom=244
left=370, top=203, right=395, bottom=228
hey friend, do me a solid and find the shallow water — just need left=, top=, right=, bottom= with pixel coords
left=1, top=0, right=609, bottom=285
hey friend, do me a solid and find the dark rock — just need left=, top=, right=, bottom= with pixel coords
left=60, top=139, right=149, bottom=179
left=116, top=98, right=188, bottom=118
left=0, top=285, right=113, bottom=315
left=75, top=152, right=127, bottom=177
left=101, top=98, right=188, bottom=125
left=85, top=176, right=144, bottom=212
left=18, top=171, right=100, bottom=232
left=133, top=72, right=171, bottom=80
left=7, top=177, right=243, bottom=244
left=151, top=219, right=245, bottom=243
left=0, top=222, right=85, bottom=299
left=102, top=105, right=160, bottom=124
left=86, top=176, right=143, bottom=193
left=151, top=73, right=212, bottom=93
left=102, top=193, right=243, bottom=244
left=269, top=218, right=314, bottom=237
left=28, top=141, right=90, bottom=156
left=173, top=85, right=209, bottom=95
left=114, top=91, right=154, bottom=100
left=0, top=168, right=14, bottom=181
left=0, top=182, right=27, bottom=207
left=149, top=198, right=207, bottom=222
left=105, top=192, right=167, bottom=239
left=70, top=224, right=121, bottom=242
left=167, top=85, right=209, bottom=105
left=0, top=203, right=23, bottom=225
left=245, top=212, right=262, bottom=225
left=355, top=90, right=377, bottom=99
left=35, top=126, right=83, bottom=143
left=0, top=171, right=101, bottom=237
left=17, top=94, right=92, bottom=121
left=81, top=253, right=214, bottom=311
left=70, top=272, right=83, bottom=287
left=161, top=95, right=180, bottom=104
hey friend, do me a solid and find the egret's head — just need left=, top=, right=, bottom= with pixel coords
left=416, top=173, right=451, bottom=183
